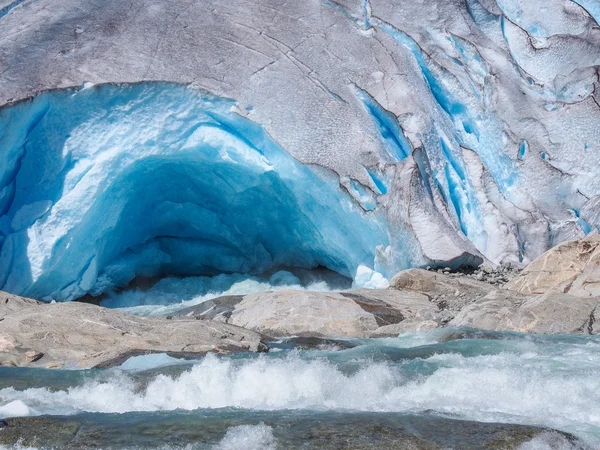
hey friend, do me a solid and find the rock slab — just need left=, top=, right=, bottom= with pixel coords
left=506, top=235, right=600, bottom=297
left=175, top=288, right=439, bottom=338
left=0, top=294, right=266, bottom=369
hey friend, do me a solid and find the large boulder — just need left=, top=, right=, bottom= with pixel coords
left=0, top=293, right=266, bottom=369
left=389, top=269, right=493, bottom=311
left=506, top=235, right=600, bottom=297
left=450, top=290, right=599, bottom=335
left=229, top=291, right=382, bottom=338
left=175, top=289, right=439, bottom=338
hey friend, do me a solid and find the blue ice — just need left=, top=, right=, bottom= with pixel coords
left=0, top=83, right=391, bottom=301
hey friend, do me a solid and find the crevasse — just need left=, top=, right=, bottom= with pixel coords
left=0, top=83, right=390, bottom=301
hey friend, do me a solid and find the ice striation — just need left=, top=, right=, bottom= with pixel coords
left=0, top=0, right=599, bottom=300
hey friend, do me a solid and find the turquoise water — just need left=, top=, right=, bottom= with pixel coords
left=0, top=328, right=599, bottom=449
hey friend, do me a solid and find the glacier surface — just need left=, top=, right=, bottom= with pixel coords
left=0, top=0, right=599, bottom=300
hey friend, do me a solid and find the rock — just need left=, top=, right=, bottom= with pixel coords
left=277, top=336, right=358, bottom=350
left=482, top=264, right=494, bottom=274
left=185, top=288, right=440, bottom=339
left=0, top=411, right=589, bottom=450
left=226, top=290, right=381, bottom=338
left=389, top=269, right=493, bottom=310
left=174, top=295, right=245, bottom=322
left=0, top=293, right=42, bottom=317
left=25, top=350, right=44, bottom=362
left=450, top=290, right=599, bottom=335
left=506, top=235, right=600, bottom=297
left=369, top=319, right=439, bottom=337
left=0, top=294, right=267, bottom=368
left=391, top=269, right=492, bottom=295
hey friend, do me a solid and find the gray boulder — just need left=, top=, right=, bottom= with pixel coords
left=450, top=290, right=599, bottom=335
left=390, top=269, right=493, bottom=311
left=0, top=293, right=266, bottom=369
left=175, top=289, right=439, bottom=338
left=506, top=235, right=600, bottom=297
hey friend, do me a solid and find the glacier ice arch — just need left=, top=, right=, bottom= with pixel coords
left=0, top=83, right=391, bottom=301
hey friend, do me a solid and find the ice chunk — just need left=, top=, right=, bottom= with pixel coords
left=353, top=265, right=390, bottom=289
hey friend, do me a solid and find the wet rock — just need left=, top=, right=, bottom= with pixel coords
left=0, top=411, right=589, bottom=450
left=276, top=336, right=358, bottom=350
left=173, top=295, right=244, bottom=322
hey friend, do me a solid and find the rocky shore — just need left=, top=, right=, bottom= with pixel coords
left=1, top=236, right=599, bottom=369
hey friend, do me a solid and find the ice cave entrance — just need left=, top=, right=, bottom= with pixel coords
left=0, top=82, right=389, bottom=302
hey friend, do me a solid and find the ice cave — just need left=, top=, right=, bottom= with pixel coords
left=0, top=83, right=391, bottom=301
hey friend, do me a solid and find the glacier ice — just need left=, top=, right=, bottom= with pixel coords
left=0, top=83, right=395, bottom=300
left=353, top=265, right=390, bottom=289
left=0, top=0, right=599, bottom=301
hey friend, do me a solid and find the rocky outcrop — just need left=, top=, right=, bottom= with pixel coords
left=0, top=294, right=266, bottom=369
left=390, top=262, right=600, bottom=335
left=174, top=262, right=600, bottom=338
left=176, top=289, right=439, bottom=338
left=390, top=269, right=493, bottom=312
left=449, top=291, right=599, bottom=335
left=506, top=235, right=600, bottom=297
left=3, top=236, right=600, bottom=370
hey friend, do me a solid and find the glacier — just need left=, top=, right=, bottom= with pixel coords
left=0, top=0, right=599, bottom=301
left=0, top=83, right=396, bottom=300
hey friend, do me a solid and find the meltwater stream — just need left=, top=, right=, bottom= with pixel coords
left=0, top=328, right=599, bottom=449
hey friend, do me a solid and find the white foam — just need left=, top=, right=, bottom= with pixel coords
left=517, top=432, right=586, bottom=450
left=0, top=354, right=397, bottom=414
left=213, top=423, right=276, bottom=450
left=1, top=343, right=599, bottom=445
left=0, top=444, right=41, bottom=450
left=0, top=400, right=32, bottom=419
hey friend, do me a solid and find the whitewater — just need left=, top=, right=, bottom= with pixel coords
left=1, top=328, right=599, bottom=449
